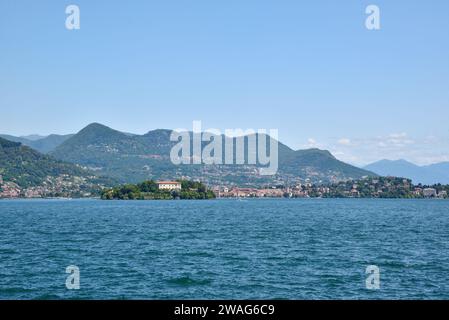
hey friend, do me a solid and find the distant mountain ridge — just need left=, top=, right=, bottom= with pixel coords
left=364, top=159, right=449, bottom=185
left=20, top=134, right=47, bottom=141
left=48, top=123, right=375, bottom=186
left=0, top=134, right=74, bottom=154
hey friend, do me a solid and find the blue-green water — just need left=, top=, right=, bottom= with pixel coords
left=1, top=198, right=449, bottom=300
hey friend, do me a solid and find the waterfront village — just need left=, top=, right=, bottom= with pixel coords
left=1, top=174, right=448, bottom=199
left=0, top=174, right=97, bottom=199
left=211, top=176, right=448, bottom=199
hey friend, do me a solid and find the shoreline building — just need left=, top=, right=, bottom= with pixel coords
left=423, top=188, right=437, bottom=198
left=157, top=181, right=182, bottom=191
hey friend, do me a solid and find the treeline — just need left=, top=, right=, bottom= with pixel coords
left=101, top=180, right=216, bottom=200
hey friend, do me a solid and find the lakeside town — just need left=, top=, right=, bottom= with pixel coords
left=1, top=174, right=448, bottom=200
left=212, top=176, right=448, bottom=199
left=0, top=174, right=102, bottom=199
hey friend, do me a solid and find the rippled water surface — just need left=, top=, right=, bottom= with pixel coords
left=1, top=198, right=449, bottom=299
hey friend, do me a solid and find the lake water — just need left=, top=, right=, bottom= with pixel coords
left=1, top=198, right=449, bottom=300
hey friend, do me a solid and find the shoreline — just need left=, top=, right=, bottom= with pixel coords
left=1, top=197, right=447, bottom=201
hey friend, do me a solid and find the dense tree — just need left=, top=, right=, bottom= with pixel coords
left=101, top=180, right=215, bottom=200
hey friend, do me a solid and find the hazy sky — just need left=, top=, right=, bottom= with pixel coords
left=1, top=0, right=449, bottom=165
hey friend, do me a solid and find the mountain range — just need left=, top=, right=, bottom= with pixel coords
left=0, top=123, right=375, bottom=186
left=46, top=123, right=376, bottom=186
left=364, top=159, right=449, bottom=185
left=0, top=134, right=73, bottom=154
left=5, top=123, right=449, bottom=187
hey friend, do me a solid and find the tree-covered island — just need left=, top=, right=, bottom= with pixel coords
left=101, top=180, right=216, bottom=200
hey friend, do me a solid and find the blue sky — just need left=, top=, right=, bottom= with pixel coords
left=1, top=0, right=449, bottom=165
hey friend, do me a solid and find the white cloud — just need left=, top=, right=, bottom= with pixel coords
left=296, top=132, right=449, bottom=167
left=304, top=138, right=319, bottom=148
left=388, top=132, right=407, bottom=139
left=385, top=132, right=414, bottom=147
left=324, top=133, right=449, bottom=166
left=337, top=138, right=351, bottom=146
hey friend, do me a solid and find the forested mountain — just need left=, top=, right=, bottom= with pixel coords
left=0, top=137, right=113, bottom=196
left=49, top=123, right=375, bottom=186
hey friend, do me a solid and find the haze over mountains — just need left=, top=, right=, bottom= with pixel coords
left=364, top=160, right=449, bottom=185
left=1, top=123, right=375, bottom=187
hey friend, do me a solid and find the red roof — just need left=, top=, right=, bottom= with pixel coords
left=157, top=181, right=180, bottom=184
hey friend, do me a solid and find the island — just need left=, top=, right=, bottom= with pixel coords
left=101, top=180, right=216, bottom=200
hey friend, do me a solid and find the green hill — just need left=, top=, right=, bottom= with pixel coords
left=0, top=137, right=114, bottom=193
left=280, top=148, right=371, bottom=182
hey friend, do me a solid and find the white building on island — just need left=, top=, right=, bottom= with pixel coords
left=157, top=181, right=182, bottom=191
